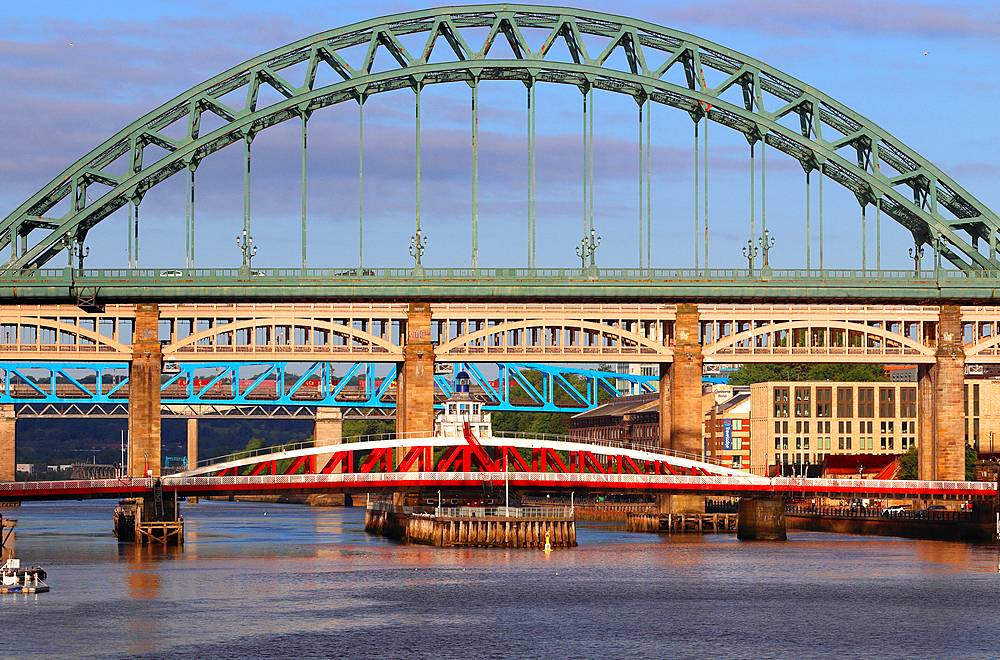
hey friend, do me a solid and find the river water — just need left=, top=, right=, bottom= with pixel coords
left=2, top=500, right=999, bottom=660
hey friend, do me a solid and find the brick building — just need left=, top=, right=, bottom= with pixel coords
left=570, top=376, right=995, bottom=477
left=750, top=381, right=919, bottom=477
left=704, top=391, right=751, bottom=470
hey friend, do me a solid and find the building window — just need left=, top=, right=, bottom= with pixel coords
left=879, top=388, right=895, bottom=418
left=775, top=421, right=781, bottom=434
left=732, top=419, right=743, bottom=431
left=859, top=388, right=874, bottom=417
left=774, top=388, right=789, bottom=417
left=837, top=388, right=853, bottom=417
left=816, top=387, right=832, bottom=417
left=838, top=437, right=845, bottom=450
left=795, top=387, right=811, bottom=417
left=775, top=437, right=781, bottom=450
left=796, top=437, right=802, bottom=450
left=803, top=437, right=810, bottom=450
left=901, top=387, right=916, bottom=417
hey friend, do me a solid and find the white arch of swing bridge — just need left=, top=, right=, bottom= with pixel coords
left=169, top=430, right=758, bottom=481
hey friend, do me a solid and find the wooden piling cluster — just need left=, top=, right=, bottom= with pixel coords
left=135, top=520, right=184, bottom=545
left=365, top=509, right=576, bottom=548
left=114, top=497, right=184, bottom=546
left=626, top=512, right=737, bottom=534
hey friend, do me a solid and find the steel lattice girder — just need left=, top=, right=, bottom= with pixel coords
left=3, top=4, right=996, bottom=271
left=0, top=360, right=656, bottom=412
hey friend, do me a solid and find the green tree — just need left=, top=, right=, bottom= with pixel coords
left=344, top=419, right=395, bottom=440
left=492, top=410, right=571, bottom=436
left=966, top=445, right=979, bottom=481
left=807, top=363, right=888, bottom=382
left=728, top=363, right=808, bottom=386
left=728, top=363, right=887, bottom=386
left=898, top=446, right=918, bottom=480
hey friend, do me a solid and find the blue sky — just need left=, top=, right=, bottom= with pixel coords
left=2, top=0, right=998, bottom=271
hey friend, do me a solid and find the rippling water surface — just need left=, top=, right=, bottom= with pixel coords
left=3, top=500, right=999, bottom=660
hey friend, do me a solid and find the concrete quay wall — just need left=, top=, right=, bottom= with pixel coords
left=787, top=513, right=995, bottom=542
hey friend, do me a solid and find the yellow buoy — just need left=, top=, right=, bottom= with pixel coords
left=544, top=531, right=552, bottom=552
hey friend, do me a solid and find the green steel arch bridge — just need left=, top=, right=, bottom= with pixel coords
left=0, top=5, right=995, bottom=487
left=1, top=4, right=999, bottom=303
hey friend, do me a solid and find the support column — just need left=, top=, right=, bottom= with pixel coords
left=671, top=303, right=703, bottom=456
left=129, top=303, right=161, bottom=478
left=310, top=407, right=345, bottom=506
left=398, top=302, right=435, bottom=442
left=658, top=363, right=671, bottom=450
left=0, top=404, right=15, bottom=482
left=918, top=304, right=966, bottom=482
left=658, top=303, right=703, bottom=514
left=313, top=407, right=344, bottom=472
left=737, top=497, right=787, bottom=541
left=394, top=302, right=434, bottom=506
left=186, top=418, right=198, bottom=504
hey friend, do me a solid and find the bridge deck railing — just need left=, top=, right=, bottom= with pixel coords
left=12, top=267, right=1000, bottom=282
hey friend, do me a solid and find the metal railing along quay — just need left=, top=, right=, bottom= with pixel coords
left=366, top=500, right=574, bottom=519
left=787, top=505, right=974, bottom=522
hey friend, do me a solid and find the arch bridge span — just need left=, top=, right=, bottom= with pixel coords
left=2, top=301, right=999, bottom=363
left=2, top=4, right=998, bottom=277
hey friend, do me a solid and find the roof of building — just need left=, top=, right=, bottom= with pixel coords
left=570, top=392, right=658, bottom=420
left=713, top=392, right=750, bottom=414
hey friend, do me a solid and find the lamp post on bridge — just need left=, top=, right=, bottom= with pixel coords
left=575, top=228, right=601, bottom=276
left=409, top=228, right=427, bottom=276
left=237, top=228, right=257, bottom=277
left=933, top=235, right=948, bottom=280
left=742, top=238, right=758, bottom=273
left=909, top=243, right=924, bottom=277
left=758, top=229, right=775, bottom=275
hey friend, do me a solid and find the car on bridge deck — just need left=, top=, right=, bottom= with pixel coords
left=159, top=269, right=183, bottom=277
left=881, top=505, right=908, bottom=516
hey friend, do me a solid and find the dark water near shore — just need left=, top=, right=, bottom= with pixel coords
left=2, top=500, right=999, bottom=660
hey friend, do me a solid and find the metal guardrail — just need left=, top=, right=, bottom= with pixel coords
left=366, top=500, right=574, bottom=518
left=787, top=505, right=975, bottom=521
left=13, top=267, right=1000, bottom=282
left=1, top=472, right=998, bottom=499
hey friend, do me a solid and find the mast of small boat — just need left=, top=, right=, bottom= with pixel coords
left=0, top=514, right=15, bottom=556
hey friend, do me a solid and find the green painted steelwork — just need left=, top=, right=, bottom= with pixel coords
left=2, top=4, right=999, bottom=275
left=4, top=268, right=1000, bottom=303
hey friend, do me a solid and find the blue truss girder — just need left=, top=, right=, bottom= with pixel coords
left=0, top=361, right=658, bottom=412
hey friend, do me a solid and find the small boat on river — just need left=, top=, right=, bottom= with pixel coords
left=1, top=516, right=49, bottom=594
left=1, top=558, right=48, bottom=594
